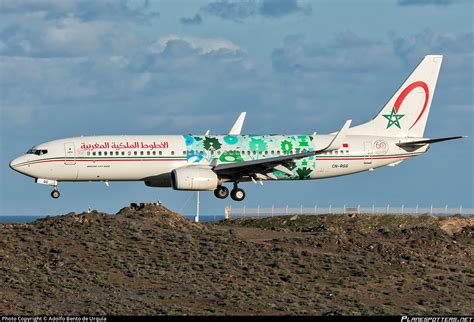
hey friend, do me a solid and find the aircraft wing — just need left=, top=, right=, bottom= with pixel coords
left=214, top=120, right=352, bottom=179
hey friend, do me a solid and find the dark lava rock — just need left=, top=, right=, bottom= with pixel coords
left=0, top=208, right=472, bottom=316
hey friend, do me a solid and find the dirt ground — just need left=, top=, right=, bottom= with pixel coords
left=0, top=204, right=472, bottom=315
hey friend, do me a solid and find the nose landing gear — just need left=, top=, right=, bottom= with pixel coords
left=51, top=187, right=60, bottom=199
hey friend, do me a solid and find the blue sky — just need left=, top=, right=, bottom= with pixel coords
left=0, top=0, right=472, bottom=217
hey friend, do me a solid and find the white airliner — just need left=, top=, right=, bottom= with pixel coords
left=10, top=55, right=465, bottom=201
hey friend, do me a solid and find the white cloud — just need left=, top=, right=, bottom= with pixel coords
left=42, top=17, right=140, bottom=56
left=0, top=0, right=77, bottom=14
left=109, top=55, right=129, bottom=68
left=0, top=16, right=142, bottom=57
left=0, top=0, right=159, bottom=23
left=149, top=34, right=243, bottom=54
left=131, top=72, right=153, bottom=91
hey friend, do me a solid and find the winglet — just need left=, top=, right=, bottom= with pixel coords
left=322, top=120, right=352, bottom=151
left=229, top=112, right=246, bottom=135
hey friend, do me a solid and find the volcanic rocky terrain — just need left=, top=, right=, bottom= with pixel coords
left=0, top=204, right=473, bottom=315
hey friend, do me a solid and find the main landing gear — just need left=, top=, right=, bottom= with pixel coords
left=214, top=185, right=229, bottom=199
left=213, top=183, right=245, bottom=201
left=230, top=187, right=245, bottom=202
left=51, top=187, right=60, bottom=199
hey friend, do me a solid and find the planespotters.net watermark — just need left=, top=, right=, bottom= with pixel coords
left=402, top=317, right=474, bottom=322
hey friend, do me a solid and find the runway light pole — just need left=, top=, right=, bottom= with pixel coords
left=195, top=191, right=200, bottom=223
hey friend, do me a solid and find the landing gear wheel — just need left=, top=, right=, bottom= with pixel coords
left=214, top=186, right=229, bottom=199
left=51, top=190, right=60, bottom=199
left=230, top=188, right=245, bottom=201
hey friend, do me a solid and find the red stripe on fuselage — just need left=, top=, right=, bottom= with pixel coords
left=14, top=158, right=187, bottom=168
left=316, top=154, right=416, bottom=161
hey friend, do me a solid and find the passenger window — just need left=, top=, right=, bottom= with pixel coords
left=171, top=151, right=175, bottom=155
left=98, top=151, right=102, bottom=156
left=182, top=151, right=185, bottom=155
left=253, top=151, right=256, bottom=155
left=271, top=151, right=274, bottom=155
left=159, top=151, right=162, bottom=155
left=152, top=151, right=156, bottom=155
left=127, top=151, right=131, bottom=156
left=277, top=151, right=281, bottom=155
left=116, top=151, right=119, bottom=156
left=147, top=151, right=150, bottom=155
left=92, top=152, right=96, bottom=156
left=87, top=152, right=90, bottom=156
left=104, top=152, right=107, bottom=156
left=134, top=151, right=137, bottom=155
left=140, top=151, right=144, bottom=155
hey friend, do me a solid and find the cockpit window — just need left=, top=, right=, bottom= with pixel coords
left=26, top=149, right=48, bottom=156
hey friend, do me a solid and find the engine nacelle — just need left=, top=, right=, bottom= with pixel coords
left=171, top=166, right=219, bottom=191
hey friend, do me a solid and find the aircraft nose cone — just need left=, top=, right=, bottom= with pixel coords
left=9, top=157, right=22, bottom=172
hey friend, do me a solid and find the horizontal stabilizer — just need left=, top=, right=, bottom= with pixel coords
left=396, top=136, right=466, bottom=148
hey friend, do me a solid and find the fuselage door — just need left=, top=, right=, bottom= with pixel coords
left=64, top=142, right=76, bottom=165
left=363, top=142, right=373, bottom=165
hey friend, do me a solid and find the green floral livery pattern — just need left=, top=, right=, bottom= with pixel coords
left=183, top=134, right=316, bottom=180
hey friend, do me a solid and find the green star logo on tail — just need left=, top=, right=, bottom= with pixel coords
left=383, top=107, right=405, bottom=129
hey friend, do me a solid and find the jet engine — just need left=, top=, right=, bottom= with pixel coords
left=171, top=166, right=219, bottom=191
